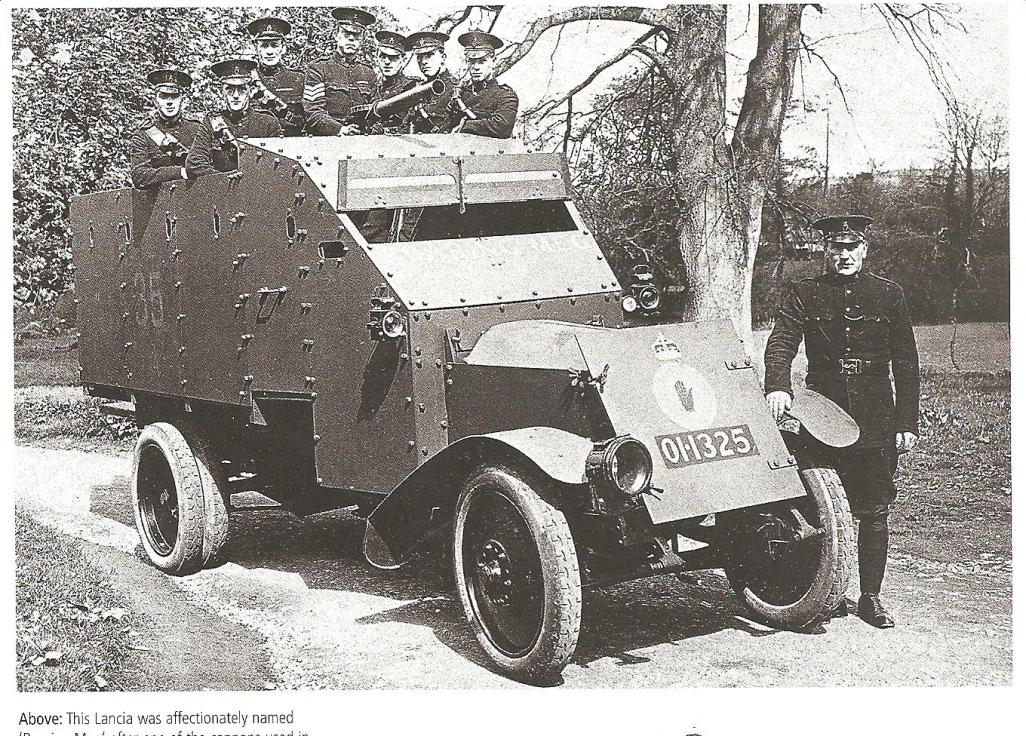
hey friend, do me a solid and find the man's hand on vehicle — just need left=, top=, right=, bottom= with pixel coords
left=766, top=391, right=792, bottom=422
left=895, top=431, right=918, bottom=452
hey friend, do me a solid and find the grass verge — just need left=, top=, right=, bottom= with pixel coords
left=891, top=369, right=1011, bottom=561
left=16, top=509, right=135, bottom=691
left=14, top=386, right=137, bottom=452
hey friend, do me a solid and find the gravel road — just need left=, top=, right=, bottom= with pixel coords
left=16, top=444, right=1012, bottom=689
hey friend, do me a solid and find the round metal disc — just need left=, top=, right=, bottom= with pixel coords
left=789, top=387, right=860, bottom=448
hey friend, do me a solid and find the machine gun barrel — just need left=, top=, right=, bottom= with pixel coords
left=352, top=79, right=446, bottom=129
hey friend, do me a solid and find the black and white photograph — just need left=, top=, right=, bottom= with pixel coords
left=7, top=0, right=1015, bottom=714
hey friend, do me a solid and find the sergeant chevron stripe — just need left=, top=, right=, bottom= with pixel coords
left=303, top=83, right=325, bottom=102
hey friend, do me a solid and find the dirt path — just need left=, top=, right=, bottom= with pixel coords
left=15, top=444, right=1011, bottom=689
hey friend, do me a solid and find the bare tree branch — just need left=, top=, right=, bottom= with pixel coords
left=495, top=5, right=672, bottom=75
left=522, top=27, right=662, bottom=119
left=432, top=6, right=475, bottom=33
left=874, top=3, right=965, bottom=109
left=798, top=33, right=854, bottom=116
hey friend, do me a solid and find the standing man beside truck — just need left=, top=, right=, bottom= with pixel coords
left=764, top=214, right=920, bottom=629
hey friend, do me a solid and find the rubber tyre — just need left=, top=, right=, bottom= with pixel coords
left=453, top=466, right=582, bottom=682
left=725, top=466, right=855, bottom=630
left=132, top=422, right=229, bottom=575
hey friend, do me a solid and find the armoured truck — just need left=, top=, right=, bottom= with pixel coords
left=72, top=132, right=859, bottom=682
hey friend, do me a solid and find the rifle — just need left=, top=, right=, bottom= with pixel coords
left=249, top=72, right=292, bottom=118
left=451, top=83, right=478, bottom=122
left=210, top=115, right=236, bottom=148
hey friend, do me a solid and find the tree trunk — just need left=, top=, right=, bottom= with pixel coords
left=662, top=6, right=745, bottom=328
left=491, top=4, right=805, bottom=348
left=668, top=5, right=804, bottom=348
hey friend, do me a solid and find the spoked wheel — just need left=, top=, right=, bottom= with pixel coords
left=453, top=466, right=581, bottom=683
left=132, top=422, right=229, bottom=575
left=723, top=466, right=855, bottom=630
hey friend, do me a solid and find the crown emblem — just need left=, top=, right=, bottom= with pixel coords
left=652, top=333, right=681, bottom=361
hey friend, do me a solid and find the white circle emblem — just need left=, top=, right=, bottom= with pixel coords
left=651, top=362, right=718, bottom=430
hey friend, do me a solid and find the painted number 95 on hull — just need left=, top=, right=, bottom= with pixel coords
left=655, top=424, right=759, bottom=469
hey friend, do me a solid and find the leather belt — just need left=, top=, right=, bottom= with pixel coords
left=809, top=358, right=889, bottom=376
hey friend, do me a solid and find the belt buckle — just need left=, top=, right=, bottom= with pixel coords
left=839, top=358, right=863, bottom=375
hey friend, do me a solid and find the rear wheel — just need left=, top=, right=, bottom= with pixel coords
left=723, top=466, right=855, bottom=630
left=452, top=466, right=582, bottom=682
left=132, top=422, right=229, bottom=575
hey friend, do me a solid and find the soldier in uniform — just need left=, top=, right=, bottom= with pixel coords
left=452, top=31, right=518, bottom=139
left=247, top=16, right=305, bottom=137
left=764, top=215, right=920, bottom=629
left=185, top=59, right=282, bottom=178
left=370, top=30, right=418, bottom=133
left=407, top=31, right=458, bottom=134
left=303, top=7, right=377, bottom=136
left=129, top=69, right=201, bottom=189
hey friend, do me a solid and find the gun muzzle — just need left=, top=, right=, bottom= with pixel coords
left=370, top=79, right=446, bottom=121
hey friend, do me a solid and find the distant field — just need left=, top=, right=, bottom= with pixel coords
left=747, top=321, right=1009, bottom=380
left=913, top=322, right=1010, bottom=372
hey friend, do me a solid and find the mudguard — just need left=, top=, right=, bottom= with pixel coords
left=363, top=427, right=592, bottom=569
left=788, top=387, right=860, bottom=448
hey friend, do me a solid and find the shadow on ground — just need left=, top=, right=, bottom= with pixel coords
left=87, top=474, right=793, bottom=677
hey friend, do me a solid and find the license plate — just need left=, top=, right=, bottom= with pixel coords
left=654, top=424, right=760, bottom=469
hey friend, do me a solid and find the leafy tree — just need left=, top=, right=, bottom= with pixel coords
left=12, top=6, right=399, bottom=311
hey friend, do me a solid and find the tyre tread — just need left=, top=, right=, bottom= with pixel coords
left=453, top=465, right=582, bottom=682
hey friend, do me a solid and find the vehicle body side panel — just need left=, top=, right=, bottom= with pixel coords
left=407, top=295, right=623, bottom=471
left=445, top=364, right=603, bottom=441
left=72, top=190, right=135, bottom=392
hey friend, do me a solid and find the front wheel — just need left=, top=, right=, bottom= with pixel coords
left=132, top=422, right=229, bottom=575
left=452, top=466, right=582, bottom=682
left=723, top=466, right=855, bottom=630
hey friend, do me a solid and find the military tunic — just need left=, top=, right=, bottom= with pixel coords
left=129, top=115, right=202, bottom=189
left=456, top=77, right=519, bottom=139
left=412, top=71, right=458, bottom=134
left=303, top=54, right=377, bottom=135
left=764, top=271, right=920, bottom=507
left=371, top=73, right=420, bottom=133
left=254, top=64, right=305, bottom=136
left=185, top=109, right=282, bottom=177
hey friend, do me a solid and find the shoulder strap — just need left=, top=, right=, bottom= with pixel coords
left=145, top=125, right=182, bottom=149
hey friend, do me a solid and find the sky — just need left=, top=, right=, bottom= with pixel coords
left=381, top=1, right=1008, bottom=177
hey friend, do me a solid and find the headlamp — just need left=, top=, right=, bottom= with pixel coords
left=637, top=285, right=661, bottom=311
left=380, top=308, right=406, bottom=339
left=586, top=436, right=654, bottom=497
left=367, top=290, right=406, bottom=341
